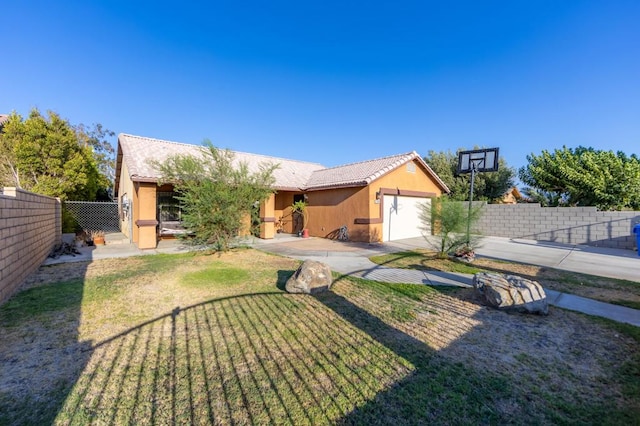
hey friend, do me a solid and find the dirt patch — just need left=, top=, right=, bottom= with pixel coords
left=20, top=258, right=136, bottom=289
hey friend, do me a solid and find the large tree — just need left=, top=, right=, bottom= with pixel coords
left=424, top=148, right=515, bottom=202
left=0, top=109, right=114, bottom=201
left=154, top=141, right=278, bottom=251
left=518, top=146, right=640, bottom=210
left=74, top=123, right=116, bottom=200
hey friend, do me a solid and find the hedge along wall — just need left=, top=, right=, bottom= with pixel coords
left=473, top=202, right=640, bottom=250
left=0, top=187, right=61, bottom=304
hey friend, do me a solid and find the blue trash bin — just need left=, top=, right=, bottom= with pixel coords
left=634, top=224, right=640, bottom=256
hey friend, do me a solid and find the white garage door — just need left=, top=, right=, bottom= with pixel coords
left=382, top=195, right=429, bottom=242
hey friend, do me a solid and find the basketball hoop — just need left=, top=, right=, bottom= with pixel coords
left=457, top=148, right=499, bottom=174
left=457, top=148, right=500, bottom=246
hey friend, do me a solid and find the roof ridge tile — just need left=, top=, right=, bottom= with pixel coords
left=320, top=151, right=416, bottom=171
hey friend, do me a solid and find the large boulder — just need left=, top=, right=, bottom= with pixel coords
left=473, top=272, right=548, bottom=315
left=285, top=260, right=333, bottom=294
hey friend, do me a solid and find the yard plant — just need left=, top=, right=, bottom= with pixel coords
left=153, top=140, right=278, bottom=250
left=0, top=249, right=638, bottom=425
left=419, top=196, right=483, bottom=258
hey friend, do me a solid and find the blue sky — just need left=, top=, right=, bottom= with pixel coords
left=1, top=1, right=638, bottom=174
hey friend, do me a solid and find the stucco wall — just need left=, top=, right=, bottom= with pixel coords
left=303, top=159, right=444, bottom=243
left=307, top=186, right=369, bottom=240
left=136, top=183, right=159, bottom=249
left=117, top=161, right=134, bottom=241
left=0, top=188, right=61, bottom=304
left=260, top=193, right=276, bottom=239
left=475, top=203, right=640, bottom=250
left=373, top=160, right=443, bottom=198
left=368, top=160, right=443, bottom=241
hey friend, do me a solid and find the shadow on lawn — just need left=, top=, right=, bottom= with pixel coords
left=1, top=266, right=633, bottom=424
left=0, top=263, right=92, bottom=426
left=14, top=289, right=434, bottom=424
left=1, top=275, right=508, bottom=423
left=316, top=275, right=511, bottom=424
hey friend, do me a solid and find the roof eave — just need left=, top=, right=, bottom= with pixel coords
left=131, top=176, right=160, bottom=184
left=303, top=181, right=368, bottom=192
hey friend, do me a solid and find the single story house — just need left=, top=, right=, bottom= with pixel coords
left=0, top=114, right=9, bottom=130
left=501, top=187, right=525, bottom=204
left=114, top=133, right=450, bottom=249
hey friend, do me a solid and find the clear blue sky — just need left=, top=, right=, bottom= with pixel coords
left=1, top=1, right=638, bottom=172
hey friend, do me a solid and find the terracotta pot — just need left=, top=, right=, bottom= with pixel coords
left=302, top=229, right=309, bottom=238
left=93, top=236, right=105, bottom=245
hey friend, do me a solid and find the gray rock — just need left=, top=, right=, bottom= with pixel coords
left=285, top=260, right=333, bottom=294
left=473, top=272, right=548, bottom=315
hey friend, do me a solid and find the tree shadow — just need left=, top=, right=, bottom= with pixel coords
left=2, top=262, right=634, bottom=424
left=314, top=276, right=512, bottom=424
left=0, top=262, right=91, bottom=425
left=318, top=273, right=637, bottom=424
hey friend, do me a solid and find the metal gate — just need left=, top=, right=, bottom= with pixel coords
left=64, top=201, right=120, bottom=232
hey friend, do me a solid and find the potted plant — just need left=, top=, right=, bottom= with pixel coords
left=91, top=230, right=106, bottom=245
left=291, top=200, right=309, bottom=237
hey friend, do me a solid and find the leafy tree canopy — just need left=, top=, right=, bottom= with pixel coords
left=0, top=109, right=115, bottom=201
left=154, top=140, right=278, bottom=251
left=518, top=146, right=640, bottom=210
left=424, top=148, right=515, bottom=202
left=75, top=122, right=116, bottom=200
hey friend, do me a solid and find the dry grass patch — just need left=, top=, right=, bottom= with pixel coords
left=1, top=249, right=639, bottom=425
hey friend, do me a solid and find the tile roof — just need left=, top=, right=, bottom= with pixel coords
left=304, top=151, right=448, bottom=191
left=116, top=133, right=450, bottom=193
left=0, top=114, right=9, bottom=127
left=116, top=134, right=325, bottom=191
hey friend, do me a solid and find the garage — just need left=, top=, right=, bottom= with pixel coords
left=382, top=195, right=430, bottom=242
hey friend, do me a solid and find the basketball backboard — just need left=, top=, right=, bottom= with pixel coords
left=457, top=148, right=499, bottom=174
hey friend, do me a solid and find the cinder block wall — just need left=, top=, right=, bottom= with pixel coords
left=474, top=202, right=640, bottom=250
left=0, top=187, right=61, bottom=304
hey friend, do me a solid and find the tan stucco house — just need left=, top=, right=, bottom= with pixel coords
left=0, top=114, right=9, bottom=129
left=114, top=133, right=450, bottom=249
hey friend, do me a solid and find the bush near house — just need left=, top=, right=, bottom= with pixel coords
left=153, top=140, right=278, bottom=250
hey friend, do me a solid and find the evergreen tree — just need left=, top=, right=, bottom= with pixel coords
left=0, top=109, right=112, bottom=201
left=519, top=146, right=640, bottom=210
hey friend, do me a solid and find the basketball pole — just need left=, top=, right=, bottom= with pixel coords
left=466, top=162, right=476, bottom=247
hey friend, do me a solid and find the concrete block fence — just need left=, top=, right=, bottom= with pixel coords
left=0, top=187, right=61, bottom=304
left=474, top=202, right=640, bottom=250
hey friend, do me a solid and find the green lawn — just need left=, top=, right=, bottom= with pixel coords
left=0, top=249, right=638, bottom=425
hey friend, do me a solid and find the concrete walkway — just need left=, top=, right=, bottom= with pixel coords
left=251, top=235, right=640, bottom=327
left=44, top=234, right=191, bottom=265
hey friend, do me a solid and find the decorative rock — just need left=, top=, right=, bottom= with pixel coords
left=285, top=260, right=333, bottom=294
left=48, top=242, right=82, bottom=259
left=473, top=272, right=548, bottom=315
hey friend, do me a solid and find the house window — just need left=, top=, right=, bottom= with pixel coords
left=406, top=162, right=416, bottom=173
left=157, top=192, right=185, bottom=236
left=158, top=192, right=182, bottom=221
